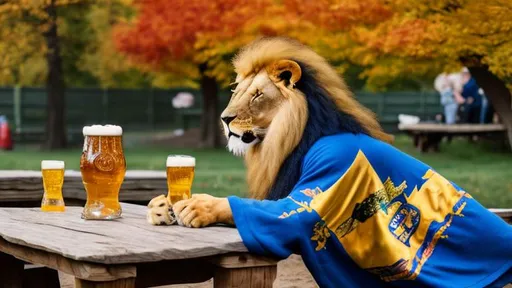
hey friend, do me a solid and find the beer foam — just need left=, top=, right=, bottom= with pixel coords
left=83, top=124, right=123, bottom=136
left=41, top=160, right=65, bottom=170
left=166, top=155, right=195, bottom=167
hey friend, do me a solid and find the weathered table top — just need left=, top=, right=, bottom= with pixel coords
left=0, top=203, right=247, bottom=264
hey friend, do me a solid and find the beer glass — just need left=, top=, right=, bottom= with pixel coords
left=166, top=155, right=195, bottom=204
left=41, top=160, right=65, bottom=212
left=80, top=125, right=126, bottom=220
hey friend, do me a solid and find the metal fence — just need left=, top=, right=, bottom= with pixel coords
left=0, top=87, right=442, bottom=143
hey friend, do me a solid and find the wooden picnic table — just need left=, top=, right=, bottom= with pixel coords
left=0, top=203, right=278, bottom=288
left=398, top=123, right=507, bottom=152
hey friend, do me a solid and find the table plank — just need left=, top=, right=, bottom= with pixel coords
left=0, top=170, right=167, bottom=179
left=398, top=123, right=506, bottom=133
left=489, top=208, right=512, bottom=223
left=0, top=203, right=247, bottom=265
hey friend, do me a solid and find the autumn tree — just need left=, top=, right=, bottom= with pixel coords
left=0, top=0, right=88, bottom=150
left=290, top=0, right=512, bottom=149
left=113, top=0, right=273, bottom=148
left=0, top=10, right=46, bottom=85
left=78, top=0, right=159, bottom=88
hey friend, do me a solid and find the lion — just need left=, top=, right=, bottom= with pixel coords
left=148, top=37, right=512, bottom=287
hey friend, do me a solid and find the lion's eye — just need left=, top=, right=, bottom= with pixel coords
left=229, top=82, right=238, bottom=93
left=251, top=90, right=263, bottom=102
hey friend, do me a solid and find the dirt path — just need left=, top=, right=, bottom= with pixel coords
left=58, top=254, right=318, bottom=288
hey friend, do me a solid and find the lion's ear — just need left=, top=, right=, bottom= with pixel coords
left=266, top=60, right=302, bottom=88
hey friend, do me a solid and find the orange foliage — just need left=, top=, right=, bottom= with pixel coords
left=284, top=0, right=392, bottom=30
left=113, top=0, right=270, bottom=68
left=284, top=0, right=512, bottom=90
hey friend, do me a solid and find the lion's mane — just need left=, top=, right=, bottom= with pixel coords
left=233, top=37, right=393, bottom=200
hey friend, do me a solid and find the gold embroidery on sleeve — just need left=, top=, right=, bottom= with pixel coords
left=311, top=221, right=331, bottom=251
left=277, top=187, right=323, bottom=219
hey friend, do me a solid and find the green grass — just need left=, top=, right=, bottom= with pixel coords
left=1, top=136, right=511, bottom=208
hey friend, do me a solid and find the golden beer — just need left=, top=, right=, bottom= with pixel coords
left=166, top=155, right=195, bottom=204
left=80, top=125, right=126, bottom=220
left=41, top=160, right=65, bottom=212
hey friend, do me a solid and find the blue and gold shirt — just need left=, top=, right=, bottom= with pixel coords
left=228, top=133, right=512, bottom=287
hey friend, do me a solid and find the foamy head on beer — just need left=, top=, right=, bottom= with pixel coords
left=82, top=124, right=123, bottom=136
left=41, top=160, right=65, bottom=170
left=41, top=160, right=65, bottom=212
left=166, top=155, right=195, bottom=204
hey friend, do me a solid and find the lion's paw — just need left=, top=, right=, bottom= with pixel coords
left=147, top=194, right=176, bottom=226
left=172, top=194, right=218, bottom=228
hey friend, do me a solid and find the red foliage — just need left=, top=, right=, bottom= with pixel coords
left=114, top=0, right=269, bottom=66
left=283, top=0, right=392, bottom=30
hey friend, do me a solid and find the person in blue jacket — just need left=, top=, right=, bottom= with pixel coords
left=458, top=68, right=483, bottom=124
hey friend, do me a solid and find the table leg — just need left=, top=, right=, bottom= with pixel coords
left=23, top=265, right=60, bottom=288
left=0, top=252, right=24, bottom=288
left=417, top=135, right=429, bottom=153
left=431, top=133, right=443, bottom=152
left=413, top=134, right=419, bottom=148
left=214, top=265, right=277, bottom=288
left=75, top=278, right=136, bottom=288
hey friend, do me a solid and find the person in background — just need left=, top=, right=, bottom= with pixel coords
left=479, top=88, right=487, bottom=123
left=434, top=73, right=458, bottom=124
left=478, top=88, right=497, bottom=124
left=455, top=68, right=482, bottom=124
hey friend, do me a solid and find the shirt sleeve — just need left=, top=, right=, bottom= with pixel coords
left=227, top=139, right=358, bottom=258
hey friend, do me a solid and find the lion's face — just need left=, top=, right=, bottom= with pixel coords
left=219, top=37, right=391, bottom=200
left=220, top=60, right=302, bottom=156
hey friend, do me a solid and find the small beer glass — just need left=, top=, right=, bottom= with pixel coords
left=41, top=160, right=65, bottom=212
left=80, top=125, right=126, bottom=220
left=166, top=155, right=195, bottom=204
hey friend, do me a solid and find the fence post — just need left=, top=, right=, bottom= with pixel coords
left=102, top=88, right=109, bottom=123
left=148, top=88, right=155, bottom=130
left=420, top=90, right=426, bottom=119
left=378, top=93, right=385, bottom=118
left=13, top=85, right=22, bottom=133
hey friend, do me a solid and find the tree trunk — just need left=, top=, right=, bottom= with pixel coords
left=466, top=66, right=512, bottom=151
left=43, top=0, right=67, bottom=150
left=199, top=63, right=222, bottom=148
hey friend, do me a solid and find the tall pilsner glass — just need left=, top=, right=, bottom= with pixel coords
left=41, top=160, right=66, bottom=212
left=166, top=155, right=195, bottom=204
left=80, top=125, right=126, bottom=220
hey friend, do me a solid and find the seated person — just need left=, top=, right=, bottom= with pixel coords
left=434, top=73, right=458, bottom=124
left=458, top=68, right=482, bottom=124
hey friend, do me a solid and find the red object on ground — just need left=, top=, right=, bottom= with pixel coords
left=0, top=116, right=13, bottom=150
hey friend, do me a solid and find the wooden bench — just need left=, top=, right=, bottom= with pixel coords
left=0, top=170, right=167, bottom=207
left=489, top=208, right=512, bottom=224
left=398, top=123, right=507, bottom=152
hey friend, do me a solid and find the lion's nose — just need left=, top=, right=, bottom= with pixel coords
left=221, top=116, right=236, bottom=125
left=241, top=132, right=256, bottom=143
